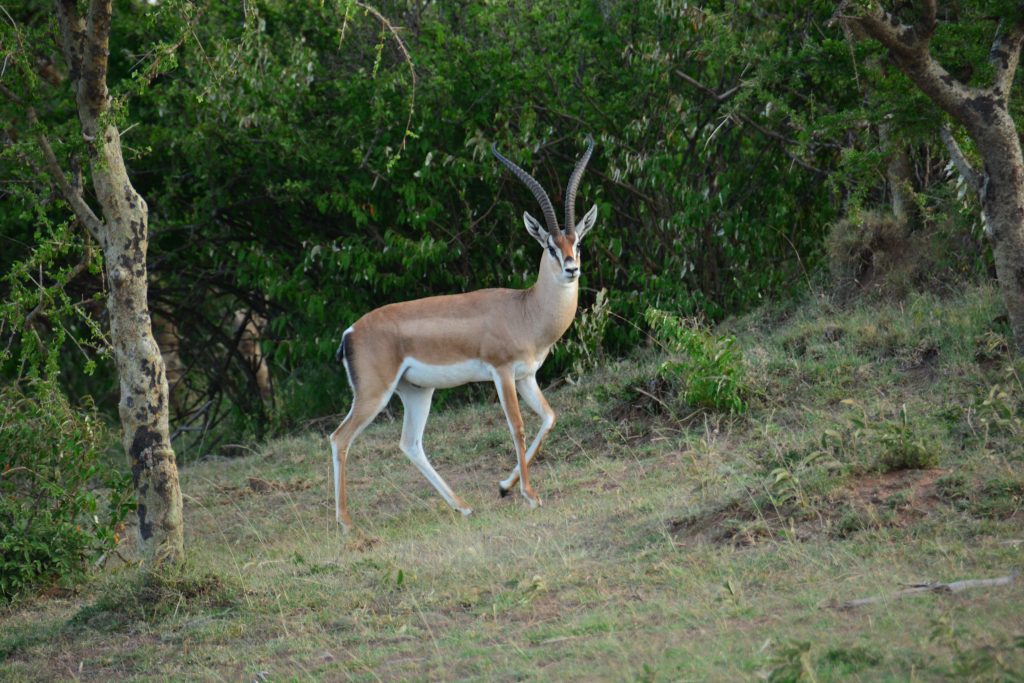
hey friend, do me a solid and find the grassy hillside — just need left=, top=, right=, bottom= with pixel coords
left=2, top=285, right=1023, bottom=682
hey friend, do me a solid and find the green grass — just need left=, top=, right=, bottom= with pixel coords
left=2, top=284, right=1023, bottom=681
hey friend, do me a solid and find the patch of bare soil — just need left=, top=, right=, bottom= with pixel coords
left=668, top=469, right=947, bottom=548
left=212, top=477, right=314, bottom=503
left=842, top=468, right=945, bottom=513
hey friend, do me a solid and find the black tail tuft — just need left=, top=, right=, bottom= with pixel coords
left=335, top=335, right=347, bottom=364
left=336, top=330, right=357, bottom=389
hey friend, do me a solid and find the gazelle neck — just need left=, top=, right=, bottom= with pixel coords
left=525, top=251, right=579, bottom=344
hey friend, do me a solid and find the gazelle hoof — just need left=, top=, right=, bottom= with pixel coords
left=499, top=485, right=511, bottom=498
left=525, top=495, right=542, bottom=509
left=460, top=507, right=474, bottom=517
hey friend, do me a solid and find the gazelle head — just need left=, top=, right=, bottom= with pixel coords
left=492, top=135, right=598, bottom=284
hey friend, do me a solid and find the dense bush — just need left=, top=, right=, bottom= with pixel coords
left=2, top=0, right=1013, bottom=441
left=0, top=381, right=132, bottom=600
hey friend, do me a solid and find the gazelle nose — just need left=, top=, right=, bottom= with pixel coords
left=564, top=266, right=579, bottom=277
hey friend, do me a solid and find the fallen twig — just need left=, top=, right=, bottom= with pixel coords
left=839, top=571, right=1019, bottom=609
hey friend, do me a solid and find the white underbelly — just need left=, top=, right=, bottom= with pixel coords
left=402, top=358, right=494, bottom=389
left=399, top=348, right=550, bottom=389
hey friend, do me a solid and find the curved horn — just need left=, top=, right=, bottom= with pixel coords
left=564, top=134, right=594, bottom=237
left=492, top=143, right=560, bottom=236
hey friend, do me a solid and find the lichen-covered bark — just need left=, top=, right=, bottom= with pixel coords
left=96, top=125, right=184, bottom=564
left=57, top=0, right=183, bottom=564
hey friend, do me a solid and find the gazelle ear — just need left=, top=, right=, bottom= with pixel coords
left=575, top=204, right=598, bottom=241
left=523, top=211, right=549, bottom=247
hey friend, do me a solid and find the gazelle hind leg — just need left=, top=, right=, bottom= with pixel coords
left=493, top=368, right=541, bottom=508
left=330, top=389, right=392, bottom=532
left=499, top=375, right=555, bottom=496
left=396, top=381, right=472, bottom=516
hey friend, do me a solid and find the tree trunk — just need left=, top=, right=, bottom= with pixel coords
left=57, top=0, right=184, bottom=564
left=838, top=3, right=1024, bottom=352
left=874, top=53, right=919, bottom=231
left=95, top=124, right=184, bottom=565
left=885, top=139, right=917, bottom=229
left=974, top=114, right=1024, bottom=351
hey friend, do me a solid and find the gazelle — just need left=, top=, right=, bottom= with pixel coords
left=330, top=135, right=597, bottom=530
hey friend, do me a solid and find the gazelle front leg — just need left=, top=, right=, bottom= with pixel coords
left=493, top=367, right=541, bottom=508
left=499, top=374, right=555, bottom=497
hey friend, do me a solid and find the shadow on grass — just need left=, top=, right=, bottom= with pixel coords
left=67, top=565, right=240, bottom=633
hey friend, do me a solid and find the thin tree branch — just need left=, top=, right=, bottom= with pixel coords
left=674, top=70, right=825, bottom=176
left=919, top=0, right=938, bottom=39
left=939, top=125, right=981, bottom=194
left=834, top=2, right=988, bottom=132
left=24, top=258, right=90, bottom=330
left=839, top=572, right=1018, bottom=609
left=842, top=6, right=926, bottom=60
left=354, top=2, right=416, bottom=151
left=990, top=19, right=1024, bottom=100
left=0, top=83, right=104, bottom=239
left=674, top=70, right=741, bottom=102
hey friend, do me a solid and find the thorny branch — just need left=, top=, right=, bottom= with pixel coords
left=673, top=70, right=825, bottom=176
left=355, top=2, right=416, bottom=152
left=0, top=84, right=104, bottom=240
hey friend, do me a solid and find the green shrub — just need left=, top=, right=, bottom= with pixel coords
left=644, top=308, right=747, bottom=414
left=0, top=380, right=132, bottom=601
left=873, top=404, right=940, bottom=472
left=559, top=288, right=611, bottom=381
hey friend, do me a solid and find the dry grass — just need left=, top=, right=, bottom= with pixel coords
left=2, top=285, right=1024, bottom=681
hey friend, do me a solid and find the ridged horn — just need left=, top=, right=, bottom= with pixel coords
left=492, top=143, right=560, bottom=236
left=564, top=134, right=594, bottom=237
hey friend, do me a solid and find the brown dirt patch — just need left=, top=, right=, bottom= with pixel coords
left=668, top=469, right=947, bottom=548
left=842, top=468, right=945, bottom=512
left=212, top=477, right=314, bottom=503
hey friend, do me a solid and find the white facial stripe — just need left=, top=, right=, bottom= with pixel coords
left=546, top=236, right=562, bottom=264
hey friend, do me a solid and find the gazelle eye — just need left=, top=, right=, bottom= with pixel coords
left=547, top=246, right=557, bottom=257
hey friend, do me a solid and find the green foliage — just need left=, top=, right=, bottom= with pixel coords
left=0, top=380, right=132, bottom=601
left=764, top=640, right=817, bottom=683
left=116, top=0, right=846, bottom=424
left=3, top=0, right=1018, bottom=439
left=558, top=288, right=611, bottom=381
left=766, top=451, right=830, bottom=513
left=873, top=404, right=941, bottom=472
left=971, top=474, right=1024, bottom=518
left=973, top=362, right=1024, bottom=441
left=815, top=401, right=940, bottom=474
left=645, top=308, right=747, bottom=414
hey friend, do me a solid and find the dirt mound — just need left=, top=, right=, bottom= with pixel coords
left=669, top=469, right=947, bottom=547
